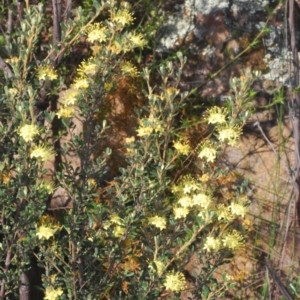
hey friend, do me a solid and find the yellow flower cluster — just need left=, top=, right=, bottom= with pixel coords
left=148, top=216, right=166, bottom=230
left=217, top=124, right=242, bottom=146
left=204, top=230, right=245, bottom=252
left=163, top=271, right=186, bottom=292
left=121, top=61, right=139, bottom=77
left=149, top=260, right=165, bottom=276
left=44, top=286, right=63, bottom=300
left=136, top=115, right=164, bottom=137
left=37, top=65, right=58, bottom=81
left=198, top=142, right=217, bottom=162
left=204, top=106, right=242, bottom=147
left=171, top=176, right=213, bottom=220
left=36, top=225, right=59, bottom=240
left=30, top=144, right=55, bottom=162
left=173, top=140, right=191, bottom=156
left=19, top=124, right=40, bottom=142
left=111, top=9, right=135, bottom=27
left=85, top=23, right=108, bottom=43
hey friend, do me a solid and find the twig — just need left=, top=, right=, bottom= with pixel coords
left=264, top=258, right=294, bottom=300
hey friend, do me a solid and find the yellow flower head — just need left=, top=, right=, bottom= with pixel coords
left=44, top=286, right=63, bottom=300
left=60, top=89, right=80, bottom=106
left=164, top=271, right=186, bottom=292
left=19, top=124, right=40, bottom=142
left=0, top=173, right=12, bottom=185
left=85, top=22, right=107, bottom=43
left=177, top=195, right=193, bottom=208
left=173, top=140, right=191, bottom=156
left=206, top=106, right=227, bottom=124
left=203, top=236, right=221, bottom=252
left=56, top=106, right=75, bottom=119
left=148, top=216, right=166, bottom=230
left=111, top=9, right=134, bottom=27
left=121, top=61, right=139, bottom=77
left=173, top=206, right=189, bottom=219
left=149, top=260, right=164, bottom=276
left=71, top=77, right=89, bottom=90
left=110, top=214, right=122, bottom=225
left=77, top=59, right=97, bottom=77
left=198, top=144, right=217, bottom=162
left=217, top=204, right=234, bottom=221
left=199, top=173, right=210, bottom=182
left=217, top=124, right=242, bottom=146
left=192, top=193, right=212, bottom=209
left=113, top=225, right=125, bottom=238
left=39, top=180, right=55, bottom=194
left=108, top=40, right=123, bottom=54
left=136, top=124, right=153, bottom=137
left=30, top=145, right=55, bottom=162
left=229, top=197, right=249, bottom=218
left=222, top=230, right=244, bottom=250
left=125, top=136, right=135, bottom=144
left=36, top=225, right=58, bottom=240
left=128, top=32, right=147, bottom=48
left=37, top=66, right=58, bottom=81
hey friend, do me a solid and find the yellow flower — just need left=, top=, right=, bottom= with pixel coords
left=173, top=206, right=189, bottom=219
left=173, top=140, right=191, bottom=156
left=37, top=66, right=58, bottom=81
left=217, top=204, right=233, bottom=221
left=8, top=88, right=18, bottom=96
left=113, top=225, right=125, bottom=238
left=121, top=61, right=139, bottom=77
left=77, top=59, right=97, bottom=77
left=206, top=106, right=227, bottom=124
left=148, top=216, right=166, bottom=230
left=242, top=217, right=254, bottom=231
left=198, top=145, right=217, bottom=162
left=36, top=225, right=58, bottom=240
left=222, top=230, right=244, bottom=250
left=125, top=136, right=135, bottom=144
left=110, top=214, right=122, bottom=225
left=199, top=173, right=210, bottom=182
left=87, top=178, right=97, bottom=189
left=30, top=145, right=55, bottom=162
left=203, top=236, right=221, bottom=252
left=1, top=173, right=12, bottom=185
left=192, top=193, right=211, bottom=209
left=217, top=124, right=242, bottom=146
left=111, top=9, right=134, bottom=27
left=19, top=124, right=40, bottom=142
left=229, top=198, right=249, bottom=218
left=128, top=32, right=147, bottom=48
left=60, top=89, right=80, bottom=106
left=56, top=106, right=75, bottom=119
left=85, top=23, right=107, bottom=43
left=39, top=180, right=55, bottom=194
left=71, top=77, right=89, bottom=89
left=177, top=196, right=193, bottom=207
left=108, top=40, right=123, bottom=54
left=183, top=183, right=199, bottom=194
left=44, top=286, right=63, bottom=300
left=164, top=271, right=186, bottom=292
left=136, top=125, right=153, bottom=137
left=104, top=82, right=114, bottom=92
left=149, top=260, right=164, bottom=276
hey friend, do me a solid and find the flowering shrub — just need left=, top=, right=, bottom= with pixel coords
left=0, top=1, right=260, bottom=299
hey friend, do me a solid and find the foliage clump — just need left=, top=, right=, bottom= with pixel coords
left=0, top=0, right=260, bottom=299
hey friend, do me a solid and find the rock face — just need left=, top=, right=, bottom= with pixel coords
left=157, top=0, right=300, bottom=297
